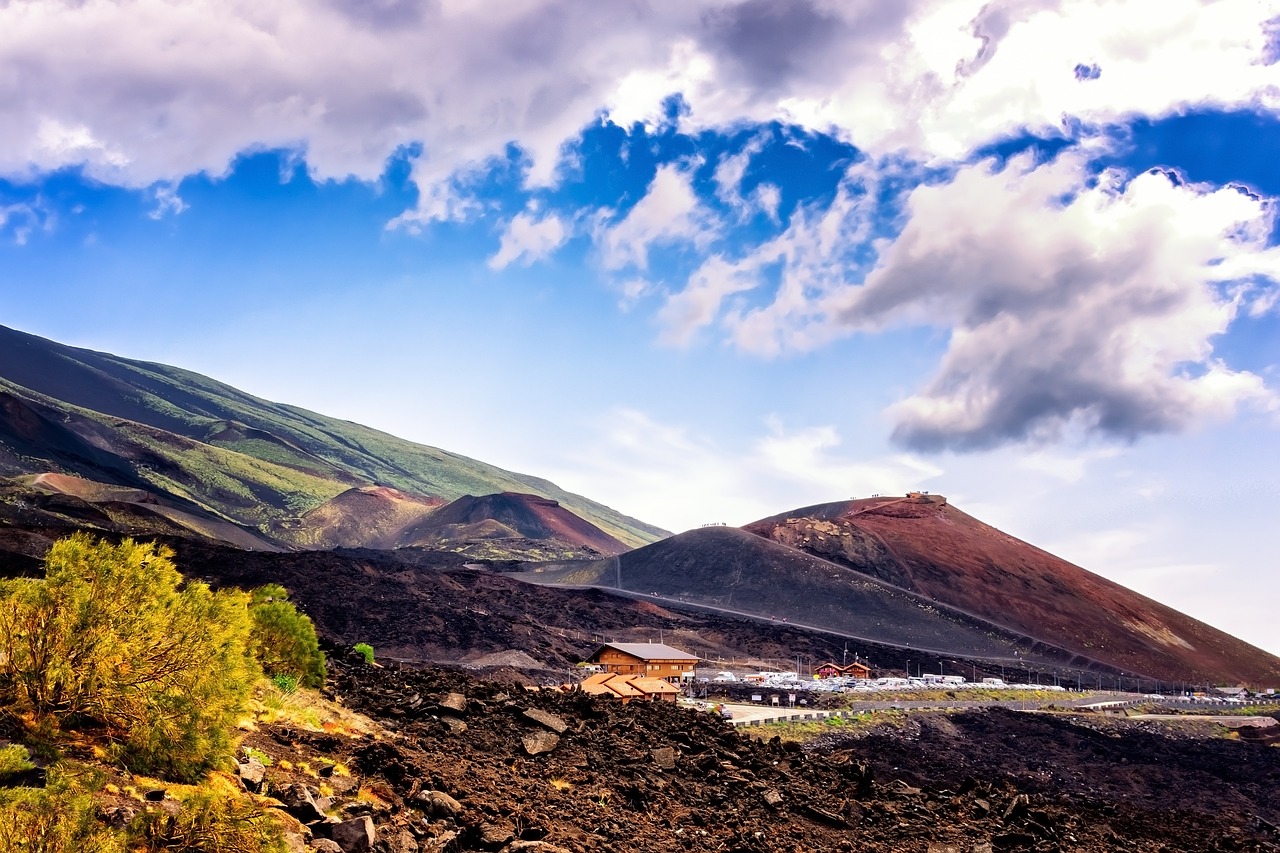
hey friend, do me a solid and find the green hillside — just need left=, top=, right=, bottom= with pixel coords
left=0, top=325, right=667, bottom=548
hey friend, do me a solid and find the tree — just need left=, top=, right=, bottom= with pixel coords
left=0, top=534, right=259, bottom=781
left=248, top=584, right=326, bottom=689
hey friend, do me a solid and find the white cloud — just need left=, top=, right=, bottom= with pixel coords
left=598, top=163, right=716, bottom=271
left=0, top=199, right=53, bottom=245
left=671, top=151, right=1279, bottom=449
left=5, top=0, right=1274, bottom=222
left=545, top=407, right=941, bottom=532
left=148, top=182, right=188, bottom=220
left=754, top=418, right=943, bottom=496
left=712, top=135, right=780, bottom=222
left=657, top=156, right=892, bottom=354
left=657, top=255, right=760, bottom=346
left=841, top=154, right=1279, bottom=449
left=488, top=210, right=568, bottom=270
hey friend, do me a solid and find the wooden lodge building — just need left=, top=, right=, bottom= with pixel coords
left=586, top=642, right=699, bottom=685
left=814, top=661, right=873, bottom=679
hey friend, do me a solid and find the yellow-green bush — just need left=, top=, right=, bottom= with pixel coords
left=0, top=768, right=123, bottom=853
left=248, top=584, right=326, bottom=689
left=130, top=785, right=285, bottom=853
left=0, top=534, right=259, bottom=781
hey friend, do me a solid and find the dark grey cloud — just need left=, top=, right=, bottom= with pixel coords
left=825, top=153, right=1273, bottom=452
left=699, top=0, right=910, bottom=92
left=324, top=0, right=433, bottom=30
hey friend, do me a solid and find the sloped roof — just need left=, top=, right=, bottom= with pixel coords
left=627, top=676, right=681, bottom=695
left=580, top=672, right=618, bottom=687
left=599, top=674, right=646, bottom=697
left=580, top=680, right=624, bottom=698
left=592, top=642, right=698, bottom=661
left=579, top=672, right=681, bottom=699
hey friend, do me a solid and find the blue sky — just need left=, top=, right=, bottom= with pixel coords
left=2, top=0, right=1280, bottom=656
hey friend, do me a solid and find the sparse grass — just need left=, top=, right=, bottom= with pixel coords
left=548, top=778, right=573, bottom=791
left=250, top=680, right=377, bottom=737
left=355, top=785, right=388, bottom=808
left=744, top=710, right=907, bottom=743
left=242, top=747, right=272, bottom=767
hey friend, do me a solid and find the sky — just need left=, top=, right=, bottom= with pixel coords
left=2, top=0, right=1280, bottom=655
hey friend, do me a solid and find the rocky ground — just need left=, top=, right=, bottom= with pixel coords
left=238, top=650, right=1280, bottom=853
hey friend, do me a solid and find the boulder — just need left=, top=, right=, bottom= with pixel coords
left=522, top=731, right=560, bottom=756
left=439, top=692, right=468, bottom=714
left=386, top=828, right=420, bottom=853
left=281, top=830, right=309, bottom=853
left=421, top=830, right=460, bottom=852
left=442, top=717, right=468, bottom=735
left=331, top=815, right=376, bottom=853
left=310, top=841, right=343, bottom=853
left=650, top=747, right=677, bottom=770
left=237, top=757, right=266, bottom=793
left=279, top=783, right=329, bottom=824
left=479, top=822, right=515, bottom=846
left=414, top=789, right=463, bottom=819
left=522, top=709, right=568, bottom=734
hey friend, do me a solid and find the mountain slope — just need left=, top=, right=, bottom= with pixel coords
left=520, top=526, right=1095, bottom=667
left=272, top=485, right=445, bottom=549
left=743, top=495, right=1280, bottom=685
left=0, top=324, right=667, bottom=548
left=394, top=492, right=629, bottom=556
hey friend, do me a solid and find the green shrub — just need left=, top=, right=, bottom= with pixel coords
left=0, top=744, right=34, bottom=777
left=130, top=785, right=285, bottom=853
left=270, top=673, right=299, bottom=694
left=0, top=534, right=259, bottom=781
left=0, top=768, right=123, bottom=853
left=353, top=643, right=375, bottom=665
left=248, top=585, right=326, bottom=689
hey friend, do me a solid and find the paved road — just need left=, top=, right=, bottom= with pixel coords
left=717, top=694, right=1280, bottom=727
left=717, top=694, right=1091, bottom=726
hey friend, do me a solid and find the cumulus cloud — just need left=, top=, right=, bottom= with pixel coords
left=597, top=163, right=715, bottom=271
left=658, top=255, right=765, bottom=346
left=488, top=210, right=568, bottom=270
left=834, top=153, right=1278, bottom=450
left=712, top=136, right=780, bottom=223
left=660, top=150, right=1280, bottom=449
left=544, top=408, right=941, bottom=532
left=661, top=157, right=892, bottom=354
left=4, top=0, right=1276, bottom=219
